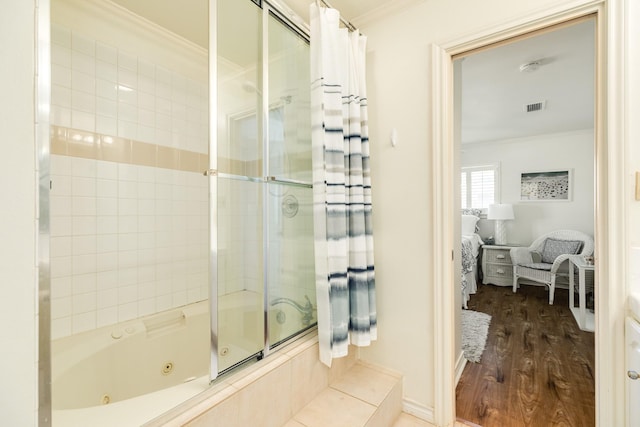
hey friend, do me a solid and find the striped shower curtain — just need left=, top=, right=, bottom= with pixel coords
left=310, top=3, right=377, bottom=367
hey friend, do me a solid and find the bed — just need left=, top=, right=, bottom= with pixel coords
left=461, top=211, right=484, bottom=308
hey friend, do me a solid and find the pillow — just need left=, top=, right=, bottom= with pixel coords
left=461, top=214, right=480, bottom=236
left=461, top=209, right=482, bottom=232
left=461, top=208, right=482, bottom=217
left=540, top=238, right=583, bottom=263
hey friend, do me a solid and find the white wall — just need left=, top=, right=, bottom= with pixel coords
left=462, top=130, right=595, bottom=245
left=0, top=2, right=38, bottom=426
left=358, top=0, right=608, bottom=415
left=628, top=0, right=640, bottom=293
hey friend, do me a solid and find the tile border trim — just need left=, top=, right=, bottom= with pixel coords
left=50, top=125, right=209, bottom=174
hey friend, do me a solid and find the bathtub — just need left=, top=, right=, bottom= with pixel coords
left=51, top=292, right=312, bottom=426
left=52, top=301, right=212, bottom=410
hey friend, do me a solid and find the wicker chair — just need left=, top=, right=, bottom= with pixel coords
left=510, top=230, right=594, bottom=305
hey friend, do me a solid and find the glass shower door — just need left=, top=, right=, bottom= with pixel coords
left=265, top=14, right=315, bottom=348
left=215, top=0, right=265, bottom=372
left=214, top=0, right=313, bottom=375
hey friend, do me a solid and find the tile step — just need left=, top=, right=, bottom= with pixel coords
left=284, top=361, right=404, bottom=427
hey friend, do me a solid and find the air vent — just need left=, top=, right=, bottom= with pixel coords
left=524, top=101, right=546, bottom=113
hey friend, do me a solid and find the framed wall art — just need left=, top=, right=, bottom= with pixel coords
left=520, top=169, right=572, bottom=201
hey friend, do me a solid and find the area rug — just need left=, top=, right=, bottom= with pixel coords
left=461, top=309, right=491, bottom=363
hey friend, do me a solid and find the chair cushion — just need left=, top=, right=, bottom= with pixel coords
left=520, top=262, right=553, bottom=271
left=541, top=238, right=582, bottom=263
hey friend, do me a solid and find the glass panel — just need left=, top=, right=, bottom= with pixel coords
left=216, top=178, right=264, bottom=371
left=267, top=183, right=315, bottom=346
left=216, top=0, right=265, bottom=372
left=267, top=13, right=311, bottom=182
left=217, top=0, right=263, bottom=178
left=266, top=13, right=314, bottom=347
left=49, top=0, right=211, bottom=419
left=215, top=0, right=313, bottom=373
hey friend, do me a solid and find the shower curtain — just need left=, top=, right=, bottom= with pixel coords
left=310, top=3, right=377, bottom=367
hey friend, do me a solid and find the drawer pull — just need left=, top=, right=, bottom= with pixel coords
left=628, top=370, right=639, bottom=380
left=496, top=255, right=505, bottom=259
left=496, top=269, right=505, bottom=274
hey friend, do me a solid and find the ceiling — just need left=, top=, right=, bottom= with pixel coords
left=108, top=0, right=595, bottom=145
left=108, top=0, right=383, bottom=50
left=110, top=0, right=209, bottom=48
left=284, top=0, right=395, bottom=26
left=458, top=19, right=595, bottom=145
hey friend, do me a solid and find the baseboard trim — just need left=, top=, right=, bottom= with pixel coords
left=455, top=350, right=467, bottom=385
left=401, top=353, right=466, bottom=424
left=402, top=398, right=435, bottom=423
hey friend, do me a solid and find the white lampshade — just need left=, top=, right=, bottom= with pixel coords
left=488, top=204, right=514, bottom=245
left=487, top=204, right=515, bottom=220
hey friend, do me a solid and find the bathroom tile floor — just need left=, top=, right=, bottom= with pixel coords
left=285, top=360, right=472, bottom=427
left=286, top=361, right=402, bottom=426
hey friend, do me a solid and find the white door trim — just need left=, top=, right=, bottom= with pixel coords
left=431, top=1, right=627, bottom=425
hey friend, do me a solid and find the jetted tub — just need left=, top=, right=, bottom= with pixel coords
left=52, top=301, right=211, bottom=410
left=51, top=292, right=310, bottom=426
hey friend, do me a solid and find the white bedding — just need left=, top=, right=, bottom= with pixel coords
left=461, top=233, right=483, bottom=308
left=463, top=233, right=483, bottom=257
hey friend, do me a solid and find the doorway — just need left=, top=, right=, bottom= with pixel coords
left=428, top=2, right=622, bottom=426
left=453, top=19, right=597, bottom=425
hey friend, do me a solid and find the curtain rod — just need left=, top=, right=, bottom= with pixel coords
left=317, top=0, right=358, bottom=32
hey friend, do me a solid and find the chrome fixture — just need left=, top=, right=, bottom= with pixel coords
left=281, top=194, right=299, bottom=218
left=270, top=295, right=314, bottom=326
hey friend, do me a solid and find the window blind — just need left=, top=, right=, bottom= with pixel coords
left=461, top=165, right=497, bottom=209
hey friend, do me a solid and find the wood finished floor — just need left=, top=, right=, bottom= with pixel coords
left=456, top=284, right=595, bottom=427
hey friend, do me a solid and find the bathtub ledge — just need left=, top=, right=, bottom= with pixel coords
left=143, top=331, right=327, bottom=427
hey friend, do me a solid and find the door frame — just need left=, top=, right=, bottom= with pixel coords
left=430, top=1, right=627, bottom=425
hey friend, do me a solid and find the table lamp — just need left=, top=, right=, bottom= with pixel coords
left=487, top=204, right=514, bottom=245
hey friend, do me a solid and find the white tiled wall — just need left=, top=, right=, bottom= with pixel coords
left=50, top=23, right=208, bottom=154
left=50, top=155, right=209, bottom=339
left=48, top=23, right=209, bottom=339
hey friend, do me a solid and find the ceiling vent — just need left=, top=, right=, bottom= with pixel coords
left=524, top=100, right=546, bottom=113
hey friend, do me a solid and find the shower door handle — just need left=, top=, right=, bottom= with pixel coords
left=265, top=176, right=313, bottom=188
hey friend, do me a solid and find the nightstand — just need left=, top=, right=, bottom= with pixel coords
left=568, top=255, right=595, bottom=332
left=481, top=244, right=522, bottom=287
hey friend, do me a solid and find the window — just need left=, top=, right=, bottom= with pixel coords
left=461, top=164, right=498, bottom=210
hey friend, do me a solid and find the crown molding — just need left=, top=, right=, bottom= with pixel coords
left=52, top=0, right=207, bottom=79
left=462, top=128, right=595, bottom=147
left=58, top=0, right=207, bottom=55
